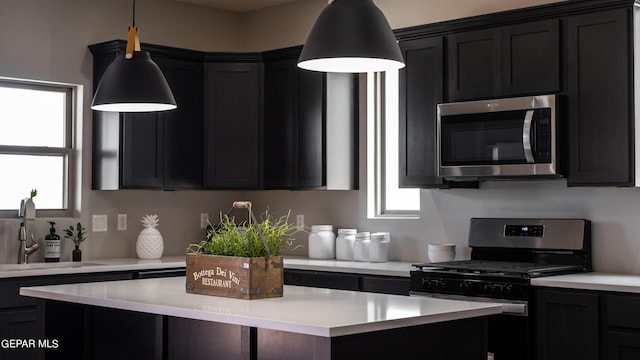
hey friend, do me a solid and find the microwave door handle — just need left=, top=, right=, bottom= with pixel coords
left=522, top=110, right=535, bottom=163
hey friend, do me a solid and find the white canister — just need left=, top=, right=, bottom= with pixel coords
left=369, top=232, right=389, bottom=263
left=308, top=225, right=336, bottom=259
left=353, top=232, right=371, bottom=262
left=336, top=229, right=357, bottom=260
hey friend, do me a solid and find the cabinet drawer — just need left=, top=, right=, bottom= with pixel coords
left=607, top=294, right=640, bottom=329
left=361, top=275, right=410, bottom=296
left=0, top=272, right=134, bottom=309
left=284, top=270, right=360, bottom=291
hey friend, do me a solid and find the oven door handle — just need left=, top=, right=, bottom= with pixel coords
left=522, top=110, right=535, bottom=163
left=410, top=292, right=528, bottom=316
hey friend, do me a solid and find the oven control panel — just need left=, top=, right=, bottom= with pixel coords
left=504, top=224, right=544, bottom=237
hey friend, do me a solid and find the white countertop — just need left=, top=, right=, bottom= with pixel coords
left=20, top=277, right=502, bottom=337
left=283, top=256, right=413, bottom=277
left=0, top=256, right=413, bottom=279
left=0, top=256, right=186, bottom=279
left=532, top=272, right=640, bottom=294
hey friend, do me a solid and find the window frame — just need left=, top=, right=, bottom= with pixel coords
left=367, top=71, right=420, bottom=219
left=0, top=78, right=76, bottom=218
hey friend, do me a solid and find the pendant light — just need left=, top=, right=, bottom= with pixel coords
left=91, top=0, right=176, bottom=112
left=298, top=0, right=405, bottom=73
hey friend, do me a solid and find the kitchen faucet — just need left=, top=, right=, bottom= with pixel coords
left=17, top=198, right=39, bottom=264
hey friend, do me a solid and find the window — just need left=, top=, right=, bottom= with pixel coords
left=0, top=79, right=74, bottom=215
left=367, top=70, right=420, bottom=218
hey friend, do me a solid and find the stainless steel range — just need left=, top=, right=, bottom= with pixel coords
left=410, top=218, right=591, bottom=359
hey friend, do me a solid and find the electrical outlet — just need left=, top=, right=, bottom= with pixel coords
left=117, top=214, right=127, bottom=231
left=200, top=213, right=209, bottom=229
left=92, top=214, right=108, bottom=232
left=296, top=214, right=304, bottom=228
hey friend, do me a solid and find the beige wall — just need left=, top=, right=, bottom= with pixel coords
left=5, top=0, right=640, bottom=275
left=240, top=0, right=566, bottom=51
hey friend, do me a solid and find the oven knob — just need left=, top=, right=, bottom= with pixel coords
left=436, top=280, right=447, bottom=290
left=459, top=281, right=471, bottom=291
left=422, top=279, right=434, bottom=289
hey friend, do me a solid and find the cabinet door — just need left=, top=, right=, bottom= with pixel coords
left=398, top=36, right=444, bottom=188
left=0, top=308, right=40, bottom=360
left=566, top=9, right=632, bottom=186
left=161, top=58, right=204, bottom=189
left=535, top=288, right=599, bottom=360
left=608, top=332, right=640, bottom=360
left=502, top=19, right=560, bottom=96
left=121, top=112, right=164, bottom=189
left=295, top=69, right=325, bottom=189
left=606, top=294, right=640, bottom=359
left=447, top=28, right=501, bottom=101
left=264, top=58, right=296, bottom=189
left=205, top=63, right=262, bottom=189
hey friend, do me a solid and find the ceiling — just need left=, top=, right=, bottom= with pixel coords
left=176, top=0, right=302, bottom=13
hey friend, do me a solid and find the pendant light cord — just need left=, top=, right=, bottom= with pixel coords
left=132, top=0, right=136, bottom=28
left=125, top=0, right=140, bottom=59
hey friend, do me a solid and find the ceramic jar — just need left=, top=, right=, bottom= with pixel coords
left=336, top=229, right=357, bottom=260
left=308, top=225, right=335, bottom=259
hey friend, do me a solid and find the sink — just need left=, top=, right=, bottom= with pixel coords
left=0, top=262, right=106, bottom=271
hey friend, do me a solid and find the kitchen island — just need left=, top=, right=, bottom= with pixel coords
left=21, top=277, right=502, bottom=359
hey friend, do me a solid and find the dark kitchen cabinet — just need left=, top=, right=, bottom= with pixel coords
left=204, top=60, right=263, bottom=189
left=447, top=28, right=501, bottom=101
left=0, top=271, right=135, bottom=360
left=565, top=9, right=632, bottom=186
left=263, top=50, right=325, bottom=189
left=605, top=294, right=640, bottom=359
left=535, top=288, right=599, bottom=360
left=447, top=19, right=560, bottom=101
left=90, top=41, right=204, bottom=190
left=283, top=269, right=410, bottom=296
left=398, top=36, right=445, bottom=188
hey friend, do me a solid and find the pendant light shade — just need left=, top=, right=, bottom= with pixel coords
left=298, top=0, right=404, bottom=73
left=91, top=51, right=176, bottom=112
left=90, top=0, right=176, bottom=112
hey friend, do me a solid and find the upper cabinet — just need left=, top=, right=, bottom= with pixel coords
left=90, top=42, right=204, bottom=190
left=204, top=59, right=263, bottom=189
left=565, top=9, right=632, bottom=186
left=398, top=0, right=637, bottom=188
left=447, top=19, right=560, bottom=101
left=398, top=36, right=444, bottom=188
left=263, top=48, right=358, bottom=190
left=91, top=43, right=357, bottom=191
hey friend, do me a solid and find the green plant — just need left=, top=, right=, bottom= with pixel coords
left=64, top=223, right=87, bottom=247
left=187, top=210, right=301, bottom=257
left=29, top=189, right=37, bottom=199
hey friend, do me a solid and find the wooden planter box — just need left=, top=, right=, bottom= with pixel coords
left=185, top=253, right=284, bottom=300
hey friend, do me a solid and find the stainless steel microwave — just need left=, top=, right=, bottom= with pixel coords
left=437, top=94, right=557, bottom=179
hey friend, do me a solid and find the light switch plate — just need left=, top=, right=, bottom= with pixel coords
left=92, top=214, right=108, bottom=232
left=200, top=213, right=209, bottom=229
left=117, top=214, right=127, bottom=231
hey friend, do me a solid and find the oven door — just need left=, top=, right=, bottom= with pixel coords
left=437, top=94, right=556, bottom=179
left=411, top=291, right=532, bottom=360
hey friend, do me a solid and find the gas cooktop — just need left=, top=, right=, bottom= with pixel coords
left=412, top=260, right=585, bottom=277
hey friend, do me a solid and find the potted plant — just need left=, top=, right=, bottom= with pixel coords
left=186, top=201, right=300, bottom=300
left=64, top=223, right=86, bottom=262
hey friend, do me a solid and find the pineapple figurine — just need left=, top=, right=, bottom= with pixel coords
left=136, top=214, right=164, bottom=259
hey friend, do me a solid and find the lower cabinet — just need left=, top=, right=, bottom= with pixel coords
left=283, top=269, right=410, bottom=296
left=605, top=294, right=640, bottom=360
left=535, top=288, right=599, bottom=360
left=535, top=287, right=640, bottom=360
left=0, top=270, right=182, bottom=360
